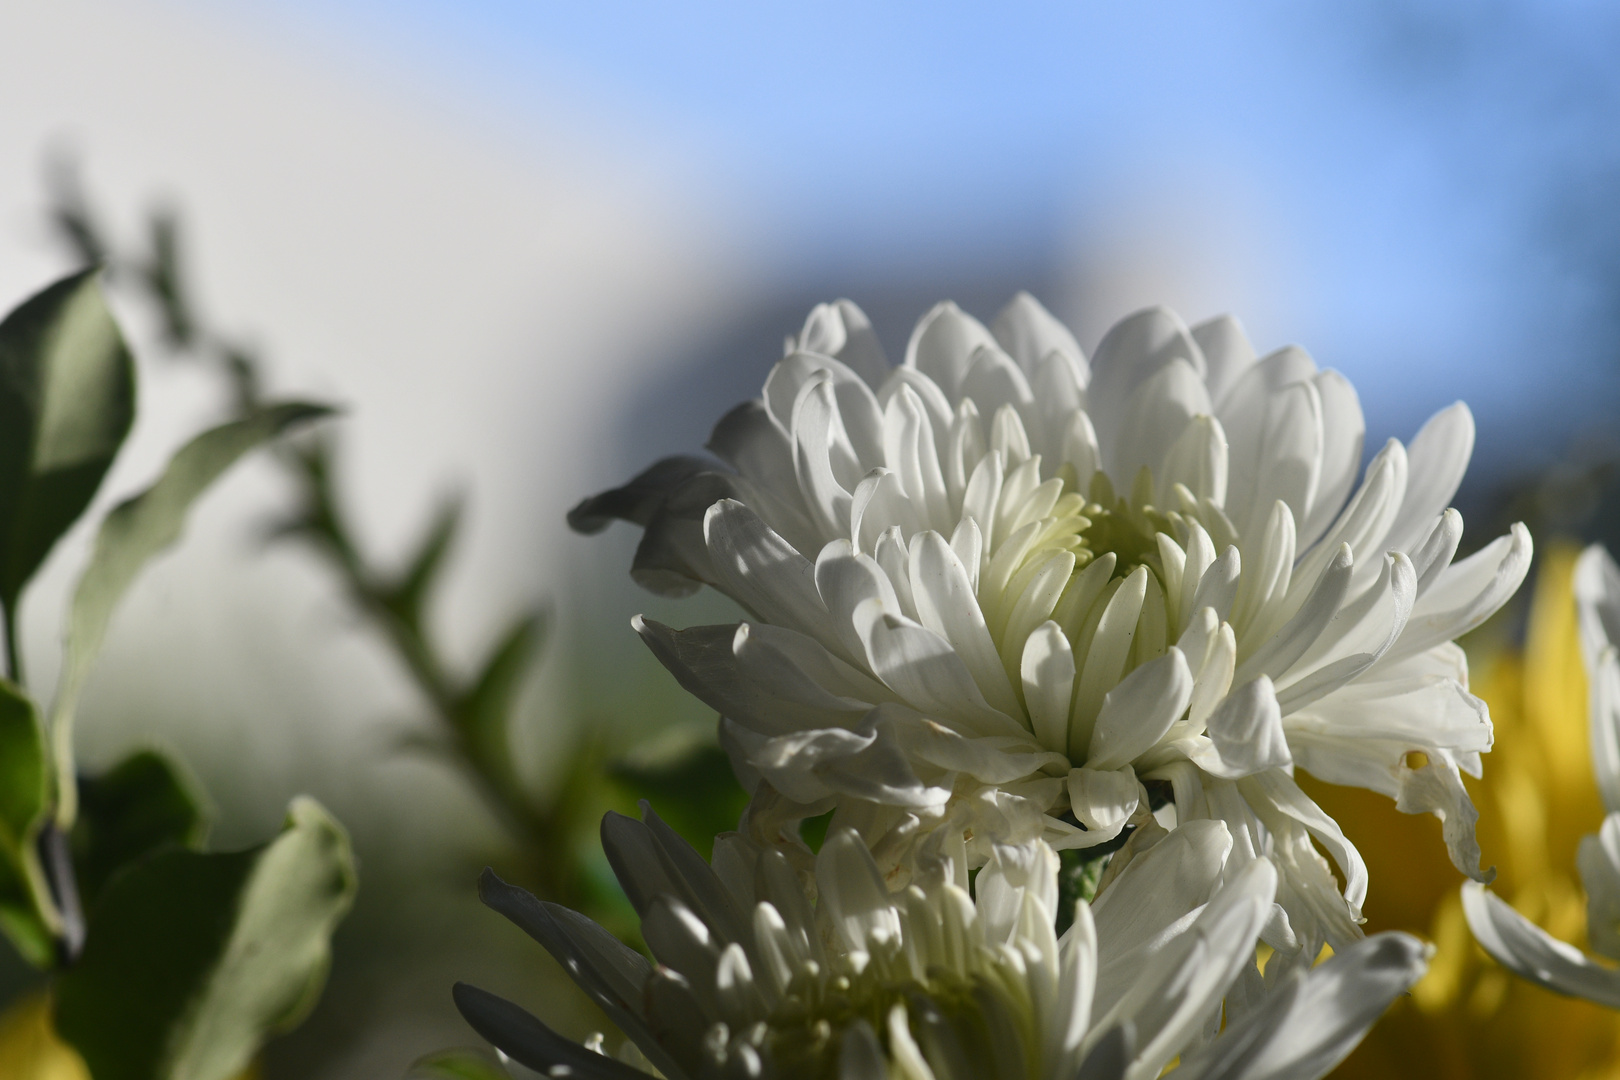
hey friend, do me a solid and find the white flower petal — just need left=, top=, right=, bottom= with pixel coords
left=798, top=298, right=889, bottom=389
left=1109, top=358, right=1213, bottom=488
left=1241, top=769, right=1369, bottom=916
left=1067, top=766, right=1142, bottom=847
left=1085, top=648, right=1194, bottom=770
left=1175, top=931, right=1428, bottom=1080
left=1072, top=566, right=1152, bottom=744
left=882, top=385, right=952, bottom=529
left=1100, top=857, right=1278, bottom=1080
left=1386, top=522, right=1532, bottom=664
left=1159, top=413, right=1229, bottom=508
left=1091, top=819, right=1234, bottom=964
left=903, top=719, right=1065, bottom=783
left=1579, top=815, right=1620, bottom=961
left=704, top=499, right=837, bottom=642
left=1383, top=402, right=1474, bottom=557
left=1240, top=380, right=1323, bottom=544
left=904, top=300, right=998, bottom=402
left=960, top=344, right=1035, bottom=418
left=1235, top=544, right=1353, bottom=686
left=1407, top=507, right=1463, bottom=599
left=1219, top=345, right=1319, bottom=532
left=1576, top=545, right=1620, bottom=811
left=1462, top=882, right=1620, bottom=1009
left=817, top=829, right=904, bottom=954
left=1192, top=676, right=1290, bottom=779
left=1190, top=314, right=1256, bottom=408
left=878, top=365, right=955, bottom=442
left=635, top=618, right=871, bottom=737
left=851, top=598, right=1026, bottom=737
left=1296, top=369, right=1365, bottom=552
left=992, top=291, right=1088, bottom=383
left=1022, top=620, right=1076, bottom=754
left=907, top=529, right=1023, bottom=717
left=1087, top=306, right=1203, bottom=464
left=977, top=840, right=1060, bottom=946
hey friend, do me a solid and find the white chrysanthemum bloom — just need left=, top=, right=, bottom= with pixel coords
left=454, top=806, right=1429, bottom=1080
left=573, top=295, right=1530, bottom=959
left=1463, top=544, right=1620, bottom=1006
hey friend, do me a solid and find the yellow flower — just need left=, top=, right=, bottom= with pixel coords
left=1304, top=545, right=1620, bottom=1078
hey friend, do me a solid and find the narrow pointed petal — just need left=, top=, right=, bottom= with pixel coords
left=454, top=984, right=661, bottom=1080
left=1174, top=932, right=1429, bottom=1080
left=1462, top=883, right=1620, bottom=1009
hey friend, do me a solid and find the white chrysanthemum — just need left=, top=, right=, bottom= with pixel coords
left=1463, top=543, right=1620, bottom=1006
left=454, top=806, right=1428, bottom=1080
left=573, top=295, right=1530, bottom=959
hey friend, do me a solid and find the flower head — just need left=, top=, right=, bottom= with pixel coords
left=454, top=805, right=1427, bottom=1080
left=574, top=296, right=1530, bottom=959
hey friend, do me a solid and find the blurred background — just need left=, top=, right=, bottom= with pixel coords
left=1, top=1, right=1619, bottom=1076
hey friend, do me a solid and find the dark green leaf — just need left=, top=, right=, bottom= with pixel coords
left=0, top=269, right=135, bottom=610
left=55, top=796, right=357, bottom=1080
left=608, top=742, right=748, bottom=862
left=455, top=612, right=544, bottom=781
left=0, top=679, right=53, bottom=967
left=407, top=1048, right=512, bottom=1080
left=50, top=401, right=332, bottom=827
left=0, top=679, right=45, bottom=862
left=73, top=750, right=206, bottom=905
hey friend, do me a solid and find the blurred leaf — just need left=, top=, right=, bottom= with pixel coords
left=0, top=993, right=90, bottom=1080
left=608, top=743, right=748, bottom=861
left=382, top=495, right=461, bottom=632
left=141, top=211, right=195, bottom=351
left=797, top=809, right=835, bottom=855
left=0, top=678, right=53, bottom=966
left=54, top=797, right=356, bottom=1080
left=0, top=856, right=54, bottom=969
left=49, top=402, right=332, bottom=827
left=73, top=750, right=206, bottom=906
left=456, top=612, right=544, bottom=782
left=407, top=1048, right=511, bottom=1080
left=0, top=679, right=46, bottom=864
left=0, top=269, right=135, bottom=614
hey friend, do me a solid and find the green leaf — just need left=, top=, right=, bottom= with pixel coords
left=0, top=269, right=135, bottom=612
left=382, top=495, right=462, bottom=632
left=0, top=679, right=46, bottom=862
left=54, top=796, right=357, bottom=1080
left=0, top=679, right=54, bottom=967
left=0, top=855, right=54, bottom=968
left=74, top=749, right=206, bottom=906
left=50, top=401, right=331, bottom=827
left=407, top=1048, right=512, bottom=1080
left=455, top=611, right=544, bottom=784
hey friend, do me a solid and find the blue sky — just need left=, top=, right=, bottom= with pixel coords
left=251, top=0, right=1620, bottom=473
